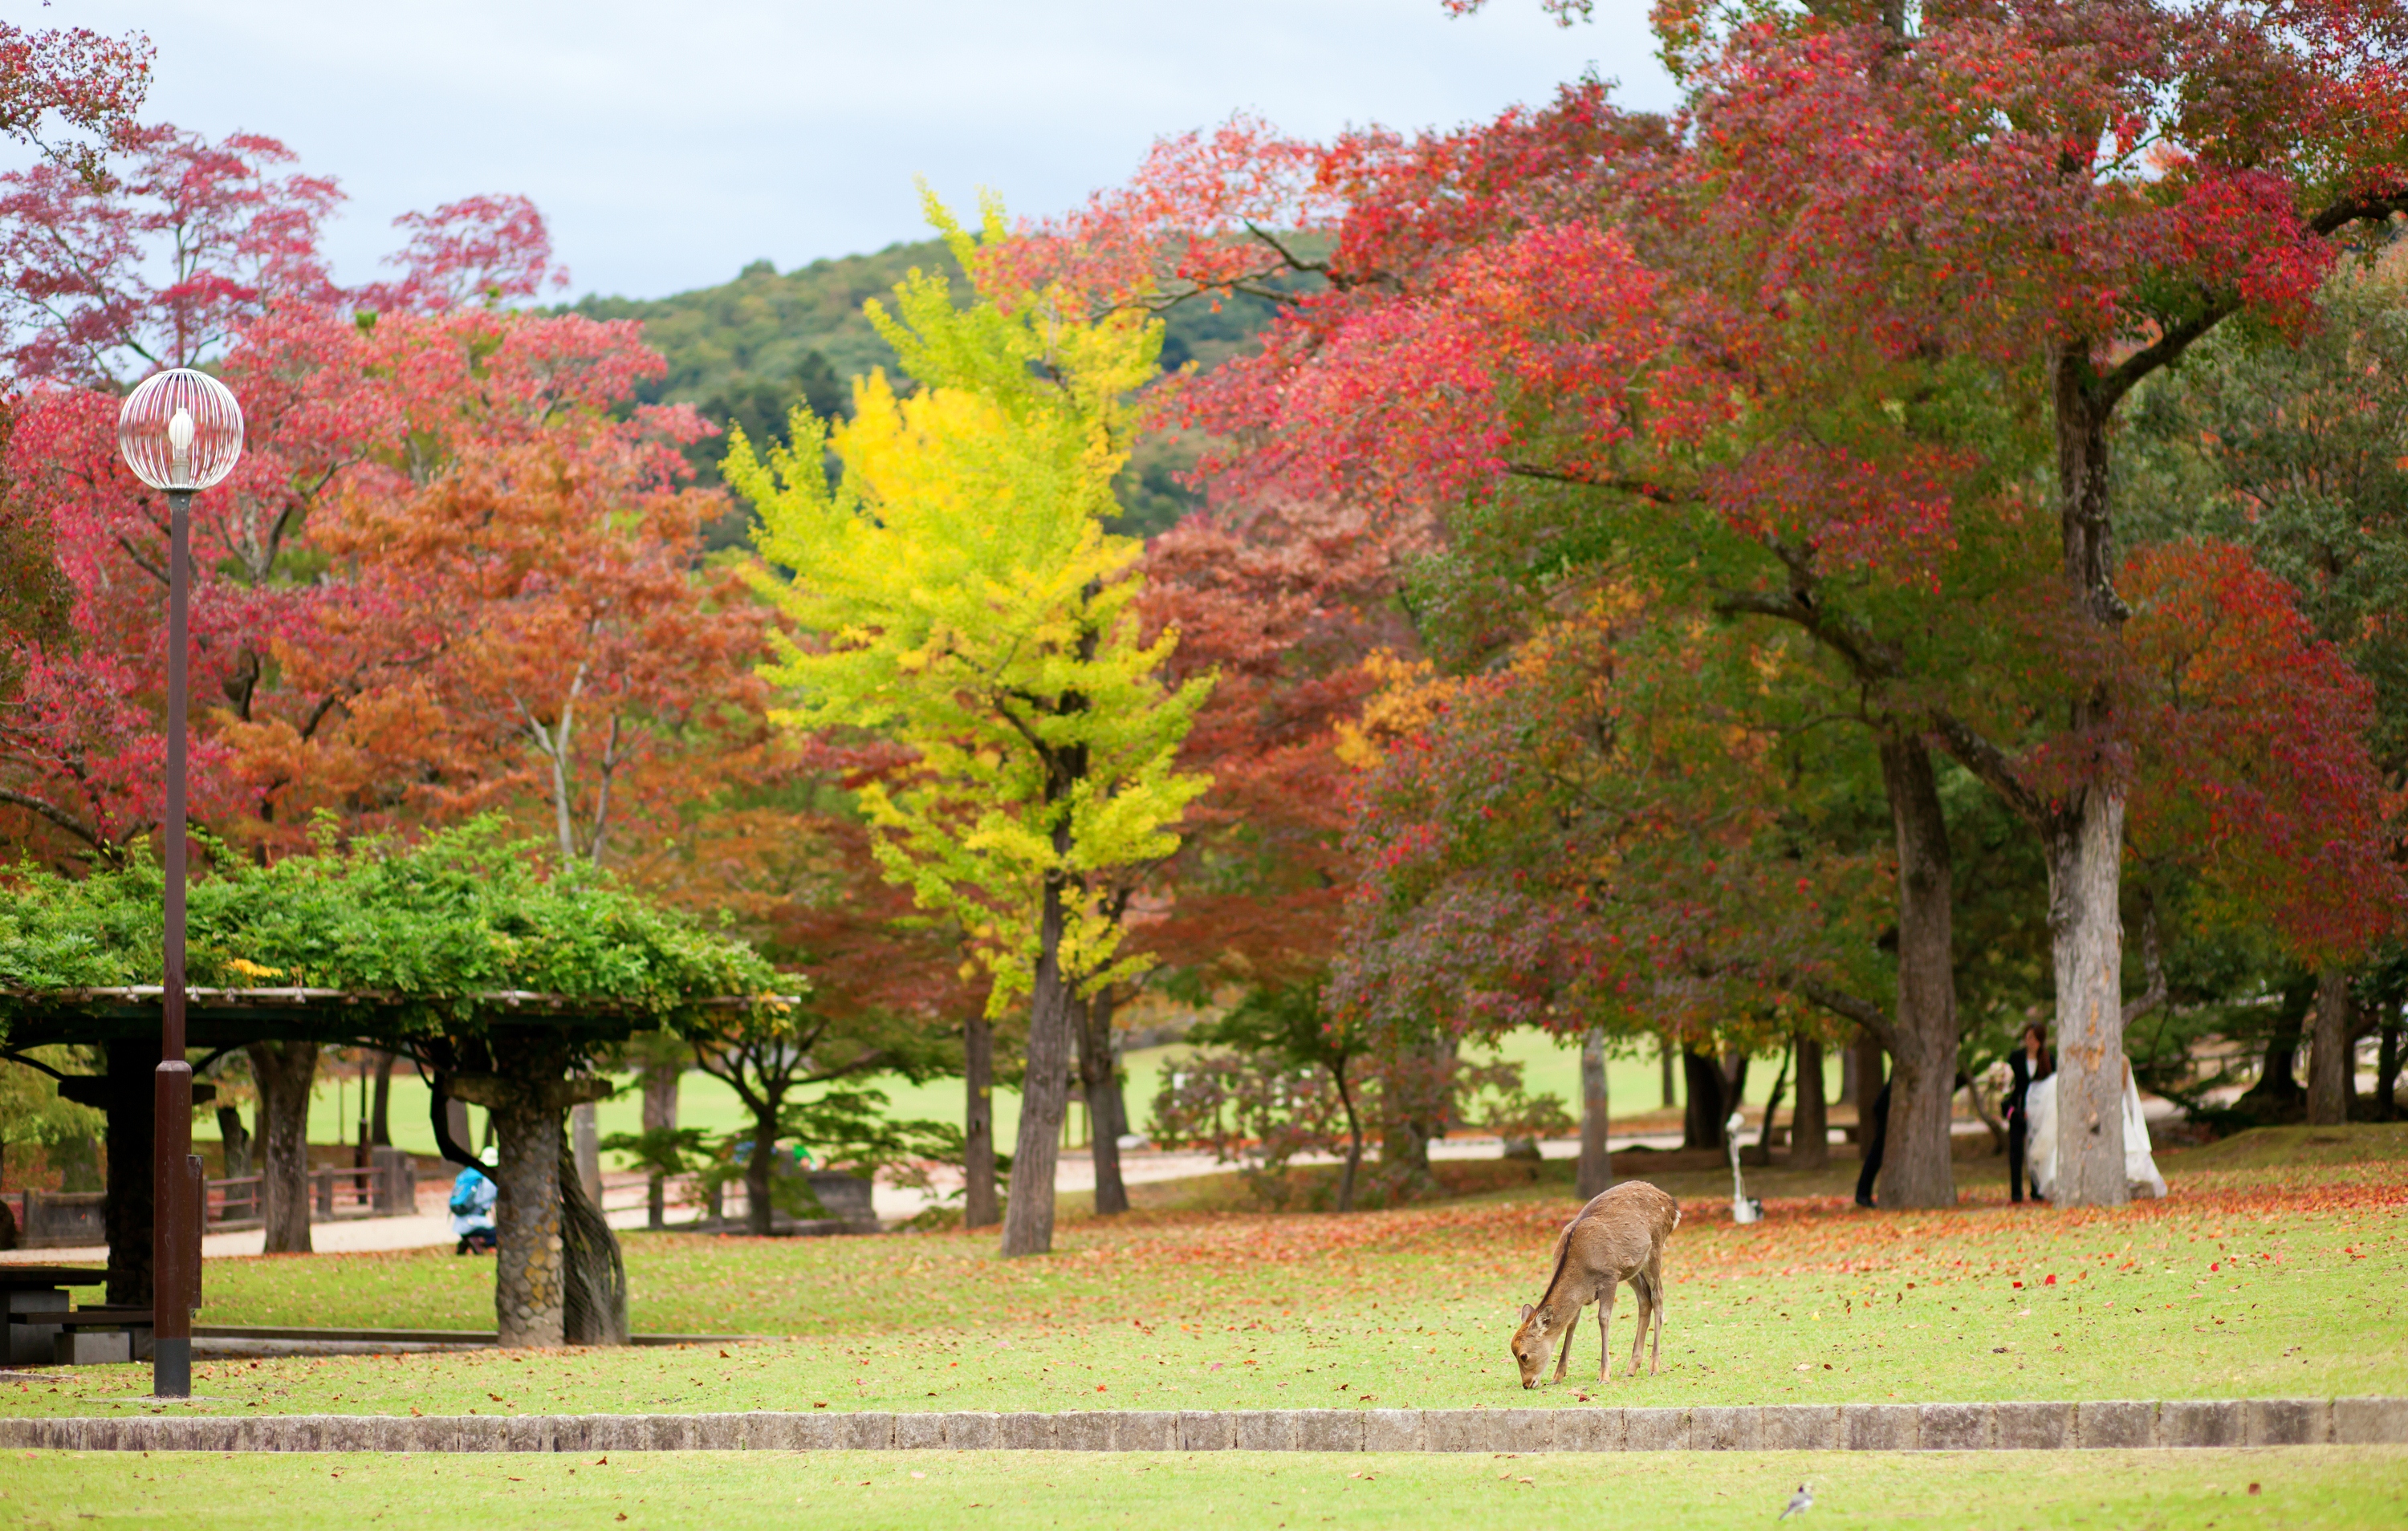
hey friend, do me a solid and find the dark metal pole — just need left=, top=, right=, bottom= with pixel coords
left=153, top=488, right=194, bottom=1399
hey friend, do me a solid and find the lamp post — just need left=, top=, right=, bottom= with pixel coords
left=116, top=368, right=243, bottom=1400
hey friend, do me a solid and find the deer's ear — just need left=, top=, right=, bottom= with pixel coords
left=1519, top=1304, right=1535, bottom=1324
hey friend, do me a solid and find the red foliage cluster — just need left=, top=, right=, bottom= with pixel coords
left=1025, top=0, right=2408, bottom=1023
left=2122, top=538, right=2406, bottom=962
left=0, top=19, right=150, bottom=181
left=1132, top=495, right=1413, bottom=986
left=0, top=116, right=826, bottom=924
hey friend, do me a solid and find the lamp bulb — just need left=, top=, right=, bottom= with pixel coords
left=167, top=407, right=195, bottom=454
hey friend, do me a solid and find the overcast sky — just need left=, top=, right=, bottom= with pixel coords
left=39, top=0, right=1671, bottom=302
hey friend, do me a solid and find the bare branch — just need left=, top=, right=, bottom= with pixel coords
left=1802, top=981, right=1898, bottom=1054
left=1238, top=221, right=1328, bottom=276
left=0, top=786, right=104, bottom=849
left=2096, top=295, right=2240, bottom=410
left=2309, top=189, right=2408, bottom=237
left=1926, top=709, right=2046, bottom=826
left=1503, top=461, right=1688, bottom=506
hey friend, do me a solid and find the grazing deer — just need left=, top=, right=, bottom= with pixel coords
left=1509, top=1180, right=1678, bottom=1388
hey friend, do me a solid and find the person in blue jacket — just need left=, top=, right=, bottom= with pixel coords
left=450, top=1148, right=498, bottom=1255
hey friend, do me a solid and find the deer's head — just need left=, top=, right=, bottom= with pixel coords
left=1509, top=1302, right=1552, bottom=1388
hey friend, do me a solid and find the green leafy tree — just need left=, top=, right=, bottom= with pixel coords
left=0, top=1050, right=102, bottom=1197
left=690, top=1000, right=944, bottom=1237
left=1188, top=980, right=1373, bottom=1210
left=730, top=193, right=1212, bottom=1257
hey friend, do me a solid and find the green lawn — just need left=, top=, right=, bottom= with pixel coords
left=6, top=1127, right=2401, bottom=1421
left=291, top=1029, right=1821, bottom=1165
left=8, top=1448, right=2405, bottom=1529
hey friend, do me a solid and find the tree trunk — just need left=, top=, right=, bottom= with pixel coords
left=1681, top=1049, right=1727, bottom=1150
left=1850, top=1029, right=1886, bottom=1123
left=2043, top=790, right=2129, bottom=1207
left=446, top=1096, right=474, bottom=1155
left=1791, top=1035, right=1828, bottom=1168
left=2235, top=977, right=2312, bottom=1119
left=215, top=1105, right=252, bottom=1180
left=559, top=1143, right=628, bottom=1346
left=1002, top=866, right=1075, bottom=1257
left=2044, top=356, right=2135, bottom=1210
left=1576, top=1027, right=1612, bottom=1200
left=1877, top=729, right=1961, bottom=1209
left=1076, top=986, right=1129, bottom=1216
left=2306, top=969, right=2356, bottom=1127
left=963, top=1014, right=999, bottom=1229
left=1745, top=1043, right=1791, bottom=1168
left=1378, top=1034, right=1450, bottom=1187
left=247, top=1039, right=318, bottom=1255
left=101, top=1040, right=154, bottom=1308
left=368, top=1051, right=396, bottom=1146
left=2378, top=1002, right=2402, bottom=1123
left=745, top=1105, right=778, bottom=1237
left=641, top=1059, right=678, bottom=1231
left=1334, top=1066, right=1365, bottom=1213
left=571, top=1101, right=602, bottom=1202
left=1659, top=1040, right=1677, bottom=1108
left=1102, top=1058, right=1131, bottom=1146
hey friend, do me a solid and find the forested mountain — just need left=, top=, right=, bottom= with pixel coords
left=574, top=240, right=1287, bottom=539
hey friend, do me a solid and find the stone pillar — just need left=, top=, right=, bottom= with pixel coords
left=492, top=1093, right=567, bottom=1347
left=449, top=1034, right=619, bottom=1349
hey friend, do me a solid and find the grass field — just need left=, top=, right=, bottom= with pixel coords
left=7, top=1448, right=2405, bottom=1529
left=3, top=1126, right=2400, bottom=1422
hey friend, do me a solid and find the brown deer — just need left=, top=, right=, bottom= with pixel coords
left=1509, top=1180, right=1678, bottom=1388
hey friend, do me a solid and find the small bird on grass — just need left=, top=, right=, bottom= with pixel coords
left=1779, top=1484, right=1814, bottom=1520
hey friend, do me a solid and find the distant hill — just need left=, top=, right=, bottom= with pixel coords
left=573, top=240, right=1290, bottom=542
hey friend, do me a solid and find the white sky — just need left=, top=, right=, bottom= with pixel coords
left=36, top=0, right=1672, bottom=301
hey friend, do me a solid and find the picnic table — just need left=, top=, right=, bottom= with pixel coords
left=1, top=1265, right=126, bottom=1367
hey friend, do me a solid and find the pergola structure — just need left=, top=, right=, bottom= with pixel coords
left=4, top=986, right=783, bottom=1347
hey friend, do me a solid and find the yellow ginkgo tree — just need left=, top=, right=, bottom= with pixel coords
left=728, top=193, right=1212, bottom=1257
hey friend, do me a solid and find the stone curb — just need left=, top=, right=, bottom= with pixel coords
left=1, top=1399, right=2399, bottom=1454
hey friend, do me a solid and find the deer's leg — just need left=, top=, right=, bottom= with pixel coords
left=1595, top=1282, right=1617, bottom=1383
left=1550, top=1301, right=1579, bottom=1383
left=1645, top=1256, right=1668, bottom=1375
left=1627, top=1276, right=1650, bottom=1379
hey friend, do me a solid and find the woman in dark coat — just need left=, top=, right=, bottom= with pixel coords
left=2003, top=1023, right=2053, bottom=1204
